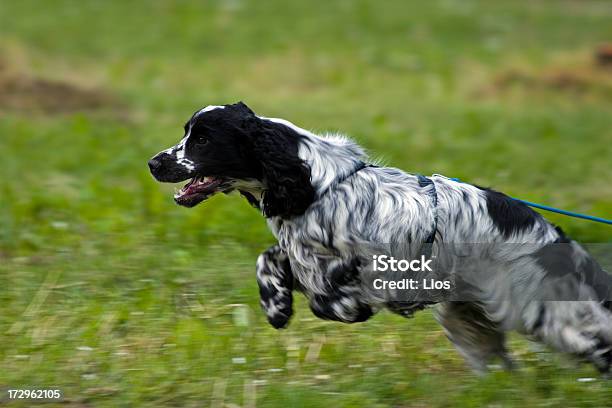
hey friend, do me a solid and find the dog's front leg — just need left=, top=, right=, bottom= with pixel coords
left=309, top=290, right=373, bottom=323
left=256, top=245, right=294, bottom=329
left=308, top=258, right=374, bottom=323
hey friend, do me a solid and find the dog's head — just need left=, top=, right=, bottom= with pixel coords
left=148, top=102, right=315, bottom=218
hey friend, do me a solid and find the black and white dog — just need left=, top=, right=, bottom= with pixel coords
left=149, top=102, right=612, bottom=375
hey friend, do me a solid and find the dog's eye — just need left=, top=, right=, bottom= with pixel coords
left=195, top=136, right=208, bottom=145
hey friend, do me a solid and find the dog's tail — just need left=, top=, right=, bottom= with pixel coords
left=533, top=239, right=611, bottom=303
left=582, top=254, right=612, bottom=310
left=574, top=242, right=612, bottom=308
left=603, top=273, right=612, bottom=312
left=601, top=258, right=612, bottom=312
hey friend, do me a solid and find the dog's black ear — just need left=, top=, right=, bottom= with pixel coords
left=250, top=121, right=315, bottom=218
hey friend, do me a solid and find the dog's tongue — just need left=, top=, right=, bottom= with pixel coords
left=174, top=176, right=225, bottom=202
left=182, top=176, right=219, bottom=195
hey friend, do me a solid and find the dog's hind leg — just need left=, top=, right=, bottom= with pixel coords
left=256, top=245, right=294, bottom=329
left=437, top=302, right=514, bottom=375
left=524, top=301, right=612, bottom=375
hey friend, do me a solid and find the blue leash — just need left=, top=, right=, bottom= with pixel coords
left=509, top=199, right=611, bottom=225
left=445, top=177, right=612, bottom=225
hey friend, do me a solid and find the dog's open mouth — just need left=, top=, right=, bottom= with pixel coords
left=174, top=176, right=228, bottom=207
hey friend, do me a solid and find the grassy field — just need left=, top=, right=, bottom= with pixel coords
left=1, top=0, right=612, bottom=406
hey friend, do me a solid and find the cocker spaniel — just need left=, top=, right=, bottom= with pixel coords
left=149, top=102, right=611, bottom=375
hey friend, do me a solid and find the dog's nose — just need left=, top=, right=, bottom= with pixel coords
left=148, top=158, right=162, bottom=171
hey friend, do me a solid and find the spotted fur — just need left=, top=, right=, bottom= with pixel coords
left=149, top=102, right=612, bottom=375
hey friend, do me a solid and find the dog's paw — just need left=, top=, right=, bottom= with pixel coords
left=267, top=311, right=292, bottom=329
left=261, top=298, right=293, bottom=329
left=309, top=295, right=373, bottom=323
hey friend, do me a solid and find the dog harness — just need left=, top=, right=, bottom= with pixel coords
left=416, top=175, right=438, bottom=245
left=316, top=161, right=371, bottom=199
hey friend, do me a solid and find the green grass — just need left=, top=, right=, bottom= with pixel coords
left=1, top=0, right=611, bottom=406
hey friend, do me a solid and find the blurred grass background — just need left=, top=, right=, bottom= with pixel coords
left=0, top=0, right=611, bottom=406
